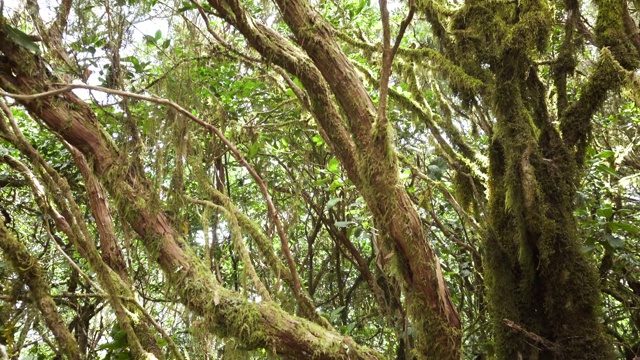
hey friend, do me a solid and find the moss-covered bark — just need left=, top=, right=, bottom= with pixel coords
left=71, top=152, right=165, bottom=359
left=486, top=70, right=614, bottom=358
left=441, top=0, right=639, bottom=356
left=0, top=217, right=81, bottom=360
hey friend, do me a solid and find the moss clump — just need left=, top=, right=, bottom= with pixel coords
left=561, top=48, right=627, bottom=165
left=594, top=0, right=639, bottom=70
left=452, top=169, right=476, bottom=211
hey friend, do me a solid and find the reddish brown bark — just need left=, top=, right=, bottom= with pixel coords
left=69, top=150, right=164, bottom=359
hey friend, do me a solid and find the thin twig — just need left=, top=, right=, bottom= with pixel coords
left=377, top=0, right=415, bottom=126
left=390, top=0, right=416, bottom=61
left=190, top=0, right=261, bottom=63
left=503, top=318, right=558, bottom=352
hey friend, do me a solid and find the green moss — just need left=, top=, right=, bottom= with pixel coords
left=0, top=219, right=81, bottom=359
left=594, top=0, right=639, bottom=70
left=398, top=47, right=486, bottom=100
left=452, top=170, right=476, bottom=211
left=561, top=48, right=627, bottom=164
left=443, top=0, right=618, bottom=355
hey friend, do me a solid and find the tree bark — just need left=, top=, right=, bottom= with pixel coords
left=442, top=0, right=638, bottom=356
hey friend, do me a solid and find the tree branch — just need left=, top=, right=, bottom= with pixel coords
left=0, top=216, right=82, bottom=360
left=377, top=0, right=392, bottom=125
left=0, top=82, right=329, bottom=328
left=502, top=318, right=558, bottom=352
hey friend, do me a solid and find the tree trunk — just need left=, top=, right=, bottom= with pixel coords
left=445, top=0, right=634, bottom=356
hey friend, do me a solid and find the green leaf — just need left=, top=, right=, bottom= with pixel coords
left=328, top=179, right=344, bottom=191
left=154, top=30, right=162, bottom=40
left=293, top=77, right=305, bottom=90
left=345, top=321, right=357, bottom=334
left=3, top=24, right=41, bottom=54
left=329, top=306, right=345, bottom=321
left=400, top=168, right=411, bottom=180
left=335, top=221, right=354, bottom=228
left=327, top=157, right=340, bottom=173
left=326, top=197, right=341, bottom=209
left=99, top=343, right=118, bottom=351
left=312, top=135, right=324, bottom=146
left=113, top=329, right=127, bottom=342
left=596, top=204, right=613, bottom=219
left=144, top=35, right=156, bottom=45
left=605, top=234, right=624, bottom=249
left=594, top=150, right=615, bottom=159
left=355, top=0, right=368, bottom=14
left=248, top=142, right=261, bottom=158
left=178, top=2, right=197, bottom=12
left=607, top=221, right=640, bottom=234
left=596, top=164, right=618, bottom=177
left=426, top=156, right=447, bottom=180
left=312, top=177, right=331, bottom=186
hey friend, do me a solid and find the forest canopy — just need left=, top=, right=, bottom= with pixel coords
left=0, top=0, right=639, bottom=359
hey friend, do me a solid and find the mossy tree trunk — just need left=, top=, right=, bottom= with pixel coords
left=0, top=217, right=81, bottom=360
left=485, top=59, right=617, bottom=359
left=440, top=0, right=640, bottom=357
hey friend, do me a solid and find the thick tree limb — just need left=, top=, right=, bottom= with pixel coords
left=0, top=123, right=158, bottom=359
left=203, top=0, right=361, bottom=183
left=0, top=81, right=328, bottom=328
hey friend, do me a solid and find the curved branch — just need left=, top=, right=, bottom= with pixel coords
left=0, top=216, right=82, bottom=360
left=186, top=196, right=272, bottom=302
